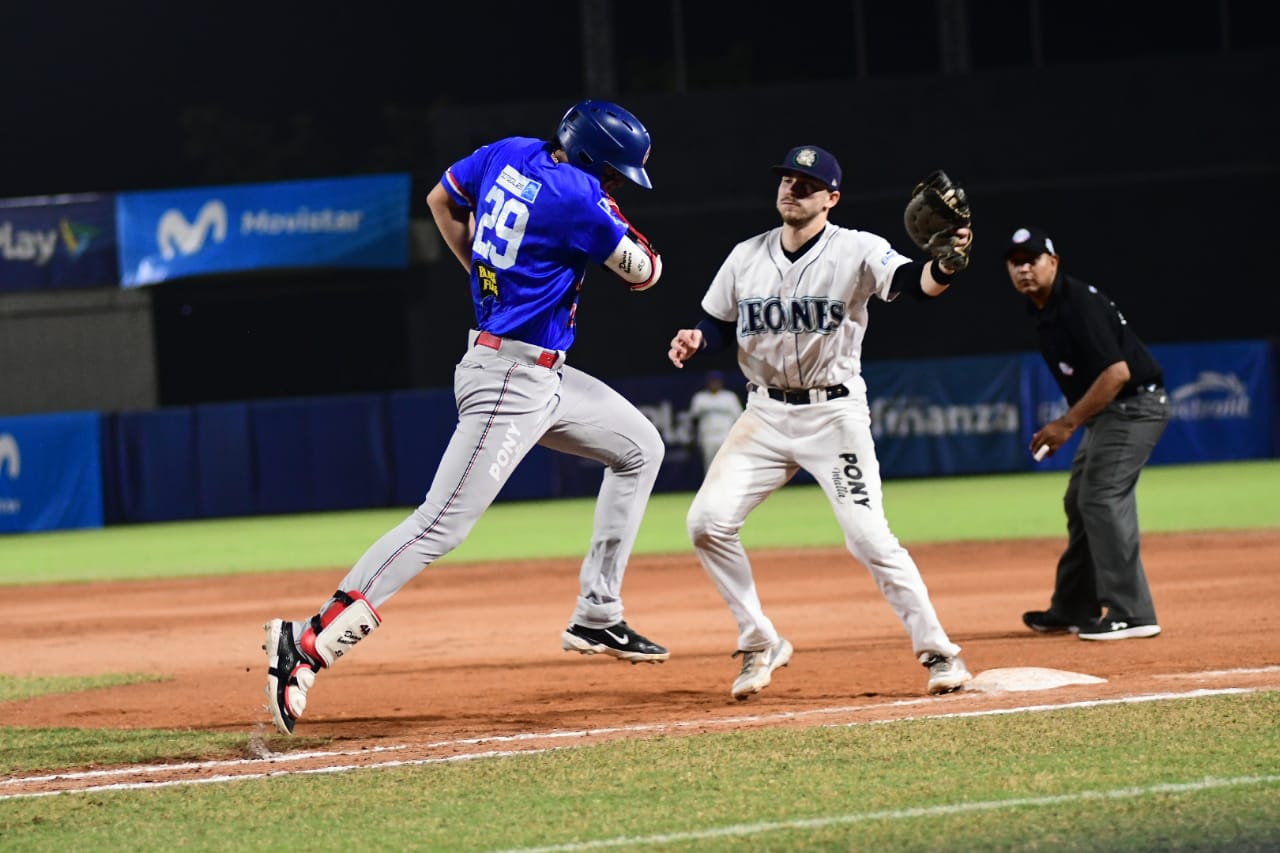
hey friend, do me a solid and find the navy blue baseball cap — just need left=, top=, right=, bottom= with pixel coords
left=1004, top=226, right=1057, bottom=260
left=771, top=145, right=842, bottom=192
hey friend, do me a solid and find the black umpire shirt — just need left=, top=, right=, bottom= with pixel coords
left=1030, top=271, right=1163, bottom=407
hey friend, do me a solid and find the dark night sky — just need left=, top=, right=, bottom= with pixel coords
left=4, top=1, right=1276, bottom=199
left=3, top=2, right=584, bottom=196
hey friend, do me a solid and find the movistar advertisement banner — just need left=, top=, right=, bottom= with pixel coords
left=116, top=174, right=410, bottom=286
left=1023, top=339, right=1275, bottom=470
left=0, top=194, right=118, bottom=292
left=0, top=411, right=104, bottom=532
left=865, top=353, right=1025, bottom=477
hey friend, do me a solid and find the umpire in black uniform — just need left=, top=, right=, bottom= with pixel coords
left=1006, top=227, right=1170, bottom=641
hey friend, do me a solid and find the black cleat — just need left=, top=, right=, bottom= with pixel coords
left=263, top=619, right=319, bottom=735
left=561, top=621, right=670, bottom=663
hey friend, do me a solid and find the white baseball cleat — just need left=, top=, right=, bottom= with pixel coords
left=731, top=637, right=793, bottom=700
left=922, top=653, right=972, bottom=694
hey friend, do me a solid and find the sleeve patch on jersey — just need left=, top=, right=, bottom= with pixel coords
left=496, top=165, right=542, bottom=203
left=880, top=248, right=899, bottom=266
left=599, top=197, right=625, bottom=226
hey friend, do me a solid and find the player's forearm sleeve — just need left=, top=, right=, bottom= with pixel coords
left=891, top=261, right=931, bottom=301
left=694, top=313, right=737, bottom=351
left=604, top=232, right=661, bottom=290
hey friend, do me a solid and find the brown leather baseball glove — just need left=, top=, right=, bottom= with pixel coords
left=903, top=170, right=973, bottom=272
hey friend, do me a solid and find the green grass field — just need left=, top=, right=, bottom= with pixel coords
left=2, top=695, right=1277, bottom=851
left=2, top=459, right=1277, bottom=850
left=3, top=459, right=1276, bottom=584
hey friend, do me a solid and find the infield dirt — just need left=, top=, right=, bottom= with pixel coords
left=4, top=530, right=1278, bottom=794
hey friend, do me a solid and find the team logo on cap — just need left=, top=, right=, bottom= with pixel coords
left=794, top=148, right=818, bottom=167
left=1012, top=227, right=1056, bottom=254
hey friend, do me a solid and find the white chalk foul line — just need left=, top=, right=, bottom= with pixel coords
left=1153, top=665, right=1280, bottom=679
left=840, top=687, right=1257, bottom=726
left=0, top=748, right=554, bottom=801
left=427, top=687, right=1257, bottom=748
left=1, top=684, right=1272, bottom=800
left=0, top=744, right=407, bottom=788
left=488, top=774, right=1280, bottom=853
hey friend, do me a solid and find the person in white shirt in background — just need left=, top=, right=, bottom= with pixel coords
left=688, top=370, right=744, bottom=474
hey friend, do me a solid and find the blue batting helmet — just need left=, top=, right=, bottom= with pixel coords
left=556, top=100, right=653, bottom=189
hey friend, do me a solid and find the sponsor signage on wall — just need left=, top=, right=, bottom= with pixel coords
left=1149, top=340, right=1274, bottom=464
left=0, top=194, right=119, bottom=291
left=1024, top=339, right=1275, bottom=469
left=116, top=174, right=410, bottom=285
left=865, top=353, right=1025, bottom=477
left=0, top=411, right=103, bottom=532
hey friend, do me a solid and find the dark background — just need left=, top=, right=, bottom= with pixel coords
left=4, top=0, right=1277, bottom=407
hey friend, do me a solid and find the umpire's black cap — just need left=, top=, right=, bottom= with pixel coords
left=772, top=145, right=842, bottom=192
left=1004, top=226, right=1058, bottom=260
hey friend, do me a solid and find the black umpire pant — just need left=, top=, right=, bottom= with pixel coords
left=1050, top=386, right=1170, bottom=623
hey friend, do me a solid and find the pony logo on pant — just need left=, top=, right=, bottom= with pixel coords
left=833, top=453, right=871, bottom=509
left=488, top=421, right=523, bottom=480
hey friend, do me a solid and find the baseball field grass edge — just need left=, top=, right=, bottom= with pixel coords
left=0, top=725, right=320, bottom=777
left=0, top=673, right=168, bottom=705
left=2, top=459, right=1275, bottom=584
left=0, top=691, right=1276, bottom=850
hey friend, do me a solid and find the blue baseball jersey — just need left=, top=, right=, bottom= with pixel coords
left=441, top=136, right=629, bottom=351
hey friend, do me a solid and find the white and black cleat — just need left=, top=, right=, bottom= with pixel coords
left=561, top=621, right=670, bottom=663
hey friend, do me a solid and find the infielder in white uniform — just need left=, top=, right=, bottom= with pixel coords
left=688, top=370, right=744, bottom=473
left=668, top=145, right=973, bottom=699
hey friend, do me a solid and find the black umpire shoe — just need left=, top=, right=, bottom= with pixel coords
left=1022, top=610, right=1083, bottom=635
left=561, top=621, right=670, bottom=664
left=1077, top=614, right=1161, bottom=641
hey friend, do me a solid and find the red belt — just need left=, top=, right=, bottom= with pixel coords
left=476, top=330, right=559, bottom=368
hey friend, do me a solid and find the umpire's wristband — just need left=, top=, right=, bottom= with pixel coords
left=930, top=258, right=956, bottom=284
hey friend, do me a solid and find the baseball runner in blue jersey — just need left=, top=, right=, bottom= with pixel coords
left=263, top=100, right=668, bottom=735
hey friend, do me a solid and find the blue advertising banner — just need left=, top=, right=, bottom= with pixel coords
left=1152, top=339, right=1274, bottom=464
left=116, top=174, right=410, bottom=286
left=864, top=354, right=1025, bottom=477
left=575, top=358, right=1028, bottom=494
left=0, top=194, right=118, bottom=292
left=1022, top=339, right=1275, bottom=470
left=0, top=411, right=103, bottom=532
